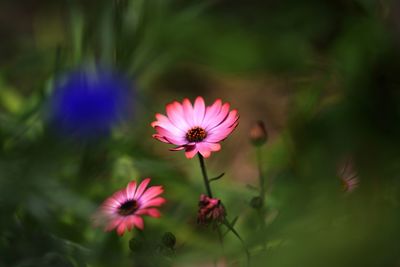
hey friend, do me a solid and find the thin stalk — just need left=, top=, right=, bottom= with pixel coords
left=197, top=154, right=250, bottom=266
left=256, top=146, right=267, bottom=250
left=223, top=218, right=250, bottom=266
left=256, top=147, right=265, bottom=201
left=198, top=154, right=213, bottom=198
left=197, top=154, right=224, bottom=262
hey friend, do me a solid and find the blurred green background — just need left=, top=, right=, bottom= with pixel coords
left=1, top=0, right=400, bottom=266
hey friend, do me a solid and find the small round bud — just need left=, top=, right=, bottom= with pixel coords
left=161, top=232, right=176, bottom=248
left=250, top=196, right=263, bottom=209
left=129, top=238, right=143, bottom=252
left=249, top=121, right=268, bottom=146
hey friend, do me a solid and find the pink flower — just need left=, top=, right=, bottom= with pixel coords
left=338, top=159, right=359, bottom=193
left=341, top=175, right=359, bottom=193
left=94, top=178, right=166, bottom=236
left=151, top=97, right=239, bottom=158
left=197, top=194, right=226, bottom=225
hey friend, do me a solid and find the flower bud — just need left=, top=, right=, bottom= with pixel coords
left=250, top=196, right=263, bottom=209
left=249, top=121, right=268, bottom=146
left=161, top=232, right=176, bottom=249
left=197, top=194, right=226, bottom=226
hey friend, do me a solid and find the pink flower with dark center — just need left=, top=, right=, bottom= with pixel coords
left=94, top=178, right=165, bottom=236
left=151, top=97, right=239, bottom=158
left=197, top=194, right=226, bottom=225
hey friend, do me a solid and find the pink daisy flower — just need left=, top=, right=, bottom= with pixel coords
left=151, top=97, right=239, bottom=158
left=94, top=178, right=166, bottom=236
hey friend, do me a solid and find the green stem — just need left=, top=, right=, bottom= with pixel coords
left=198, top=154, right=213, bottom=198
left=256, top=147, right=265, bottom=201
left=223, top=218, right=250, bottom=266
left=256, top=147, right=268, bottom=249
left=197, top=154, right=249, bottom=265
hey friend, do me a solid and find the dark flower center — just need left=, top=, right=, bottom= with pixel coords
left=118, top=200, right=138, bottom=216
left=186, top=127, right=207, bottom=142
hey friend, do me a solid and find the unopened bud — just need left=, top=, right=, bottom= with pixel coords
left=249, top=121, right=268, bottom=146
left=250, top=196, right=263, bottom=209
left=197, top=194, right=226, bottom=226
left=161, top=232, right=176, bottom=248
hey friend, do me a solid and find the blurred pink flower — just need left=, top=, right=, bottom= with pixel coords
left=152, top=97, right=239, bottom=158
left=94, top=178, right=165, bottom=236
left=338, top=159, right=359, bottom=193
left=197, top=194, right=226, bottom=225
left=341, top=175, right=359, bottom=193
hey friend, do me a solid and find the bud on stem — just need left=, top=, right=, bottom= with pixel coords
left=249, top=120, right=268, bottom=146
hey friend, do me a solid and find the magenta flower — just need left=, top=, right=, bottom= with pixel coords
left=197, top=194, right=226, bottom=225
left=152, top=97, right=239, bottom=158
left=94, top=178, right=166, bottom=236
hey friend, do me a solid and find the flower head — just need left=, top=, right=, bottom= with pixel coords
left=152, top=97, right=239, bottom=158
left=197, top=194, right=226, bottom=225
left=94, top=178, right=165, bottom=236
left=49, top=66, right=132, bottom=139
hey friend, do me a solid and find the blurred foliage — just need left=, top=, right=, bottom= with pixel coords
left=1, top=0, right=400, bottom=266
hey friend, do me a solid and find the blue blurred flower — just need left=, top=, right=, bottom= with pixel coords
left=49, top=67, right=132, bottom=139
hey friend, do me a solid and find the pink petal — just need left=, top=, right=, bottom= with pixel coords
left=207, top=142, right=221, bottom=152
left=207, top=109, right=239, bottom=133
left=166, top=101, right=190, bottom=130
left=134, top=178, right=151, bottom=199
left=193, top=96, right=206, bottom=126
left=132, top=215, right=144, bottom=230
left=184, top=146, right=198, bottom=159
left=105, top=216, right=124, bottom=232
left=136, top=208, right=162, bottom=217
left=206, top=120, right=239, bottom=143
left=182, top=98, right=195, bottom=127
left=140, top=186, right=164, bottom=203
left=203, top=103, right=230, bottom=130
left=169, top=145, right=186, bottom=151
left=202, top=99, right=222, bottom=128
left=152, top=134, right=169, bottom=143
left=126, top=181, right=137, bottom=199
left=163, top=136, right=188, bottom=146
left=153, top=125, right=180, bottom=138
left=151, top=113, right=171, bottom=127
left=111, top=189, right=127, bottom=204
left=100, top=205, right=118, bottom=215
left=116, top=220, right=127, bottom=236
left=154, top=125, right=184, bottom=141
left=140, top=197, right=166, bottom=208
left=101, top=197, right=120, bottom=209
left=154, top=126, right=186, bottom=145
left=125, top=216, right=136, bottom=231
left=196, top=143, right=212, bottom=158
left=151, top=114, right=185, bottom=134
left=169, top=142, right=195, bottom=151
left=145, top=208, right=161, bottom=218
